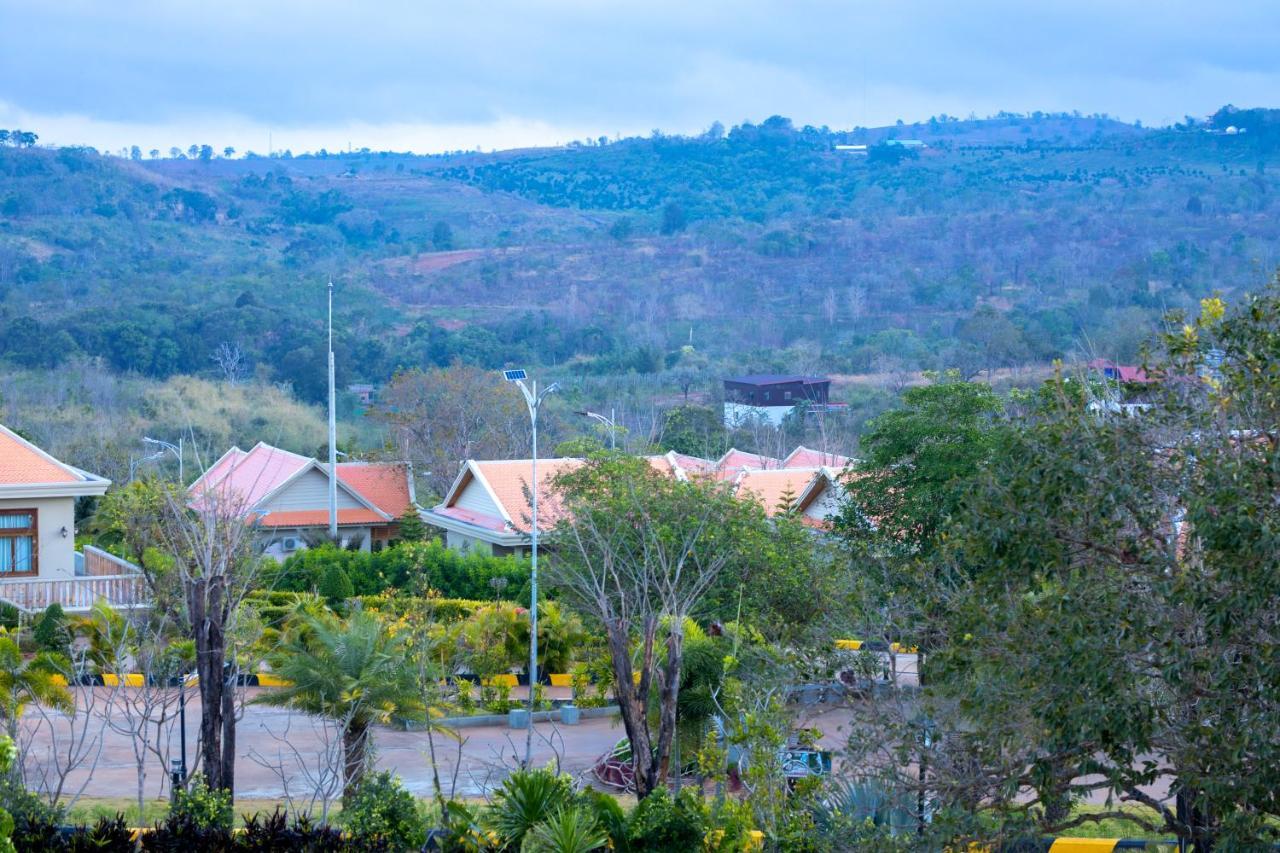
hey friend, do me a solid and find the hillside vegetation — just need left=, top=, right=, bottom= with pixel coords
left=1, top=106, right=1277, bottom=409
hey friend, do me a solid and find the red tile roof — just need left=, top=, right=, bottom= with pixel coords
left=337, top=462, right=413, bottom=518
left=189, top=442, right=412, bottom=527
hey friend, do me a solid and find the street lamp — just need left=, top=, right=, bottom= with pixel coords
left=503, top=368, right=559, bottom=768
left=574, top=408, right=618, bottom=451
left=143, top=436, right=184, bottom=483
left=128, top=450, right=165, bottom=482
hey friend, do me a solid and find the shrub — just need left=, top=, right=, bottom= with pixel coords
left=460, top=602, right=524, bottom=679
left=317, top=562, right=353, bottom=605
left=170, top=775, right=233, bottom=831
left=66, top=813, right=134, bottom=852
left=575, top=788, right=629, bottom=850
left=627, top=788, right=707, bottom=852
left=142, top=810, right=234, bottom=851
left=239, top=807, right=345, bottom=852
left=0, top=603, right=19, bottom=632
left=522, top=806, right=607, bottom=853
left=340, top=771, right=426, bottom=852
left=487, top=768, right=574, bottom=849
left=33, top=603, right=70, bottom=655
left=1, top=763, right=64, bottom=852
left=270, top=540, right=533, bottom=601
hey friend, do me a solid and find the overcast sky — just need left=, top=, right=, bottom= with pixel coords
left=2, top=0, right=1278, bottom=155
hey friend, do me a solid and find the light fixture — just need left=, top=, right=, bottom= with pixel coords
left=60, top=526, right=69, bottom=538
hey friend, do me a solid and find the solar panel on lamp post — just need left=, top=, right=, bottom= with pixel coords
left=503, top=369, right=558, bottom=768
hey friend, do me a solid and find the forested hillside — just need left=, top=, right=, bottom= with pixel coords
left=2, top=106, right=1278, bottom=407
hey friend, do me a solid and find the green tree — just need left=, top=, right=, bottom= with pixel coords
left=396, top=507, right=428, bottom=543
left=660, top=201, right=687, bottom=235
left=0, top=635, right=71, bottom=746
left=837, top=373, right=1003, bottom=561
left=431, top=220, right=454, bottom=250
left=659, top=405, right=726, bottom=458
left=257, top=610, right=424, bottom=798
left=549, top=456, right=766, bottom=797
left=926, top=287, right=1280, bottom=848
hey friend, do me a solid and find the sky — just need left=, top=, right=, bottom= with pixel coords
left=2, top=0, right=1278, bottom=156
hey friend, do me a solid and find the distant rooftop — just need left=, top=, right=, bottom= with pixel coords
left=724, top=374, right=828, bottom=386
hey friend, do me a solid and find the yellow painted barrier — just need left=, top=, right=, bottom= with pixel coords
left=102, top=673, right=145, bottom=688
left=481, top=674, right=518, bottom=689
left=834, top=639, right=920, bottom=653
left=1048, top=841, right=1119, bottom=853
left=549, top=673, right=573, bottom=688
left=256, top=673, right=293, bottom=688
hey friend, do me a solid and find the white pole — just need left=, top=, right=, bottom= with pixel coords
left=327, top=282, right=338, bottom=540
left=526, top=380, right=539, bottom=768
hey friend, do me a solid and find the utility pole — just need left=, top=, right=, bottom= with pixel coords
left=327, top=282, right=338, bottom=540
left=503, top=369, right=558, bottom=768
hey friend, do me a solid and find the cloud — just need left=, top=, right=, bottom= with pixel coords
left=1, top=0, right=1278, bottom=152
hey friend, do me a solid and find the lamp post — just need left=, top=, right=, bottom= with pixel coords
left=502, top=369, right=558, bottom=768
left=574, top=408, right=618, bottom=450
left=128, top=449, right=165, bottom=482
left=142, top=436, right=184, bottom=483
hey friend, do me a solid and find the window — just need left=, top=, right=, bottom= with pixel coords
left=763, top=391, right=772, bottom=402
left=784, top=391, right=792, bottom=400
left=0, top=509, right=37, bottom=576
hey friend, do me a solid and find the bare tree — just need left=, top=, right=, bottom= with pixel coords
left=19, top=647, right=116, bottom=811
left=156, top=483, right=263, bottom=795
left=92, top=605, right=187, bottom=818
left=211, top=342, right=246, bottom=385
left=248, top=710, right=347, bottom=821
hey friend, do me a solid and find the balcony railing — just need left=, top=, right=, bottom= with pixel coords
left=0, top=573, right=148, bottom=613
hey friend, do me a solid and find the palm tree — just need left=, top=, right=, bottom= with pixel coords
left=256, top=611, right=424, bottom=798
left=0, top=634, right=72, bottom=747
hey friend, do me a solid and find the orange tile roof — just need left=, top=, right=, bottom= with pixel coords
left=470, top=458, right=583, bottom=533
left=337, top=462, right=413, bottom=518
left=0, top=424, right=84, bottom=484
left=718, top=449, right=780, bottom=471
left=733, top=467, right=822, bottom=516
left=783, top=446, right=853, bottom=469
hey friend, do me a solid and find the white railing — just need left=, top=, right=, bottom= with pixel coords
left=0, top=573, right=149, bottom=612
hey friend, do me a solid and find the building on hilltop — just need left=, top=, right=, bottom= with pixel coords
left=722, top=375, right=845, bottom=428
left=188, top=441, right=415, bottom=559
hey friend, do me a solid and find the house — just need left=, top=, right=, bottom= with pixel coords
left=423, top=448, right=853, bottom=553
left=1087, top=359, right=1153, bottom=384
left=730, top=466, right=845, bottom=526
left=188, top=442, right=415, bottom=559
left=782, top=445, right=853, bottom=469
left=347, top=384, right=376, bottom=406
left=0, top=424, right=144, bottom=612
left=723, top=375, right=839, bottom=427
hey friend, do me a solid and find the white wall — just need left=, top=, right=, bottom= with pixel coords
left=261, top=468, right=364, bottom=512
left=0, top=496, right=77, bottom=580
left=723, top=402, right=794, bottom=428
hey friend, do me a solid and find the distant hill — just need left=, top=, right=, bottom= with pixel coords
left=1, top=108, right=1277, bottom=402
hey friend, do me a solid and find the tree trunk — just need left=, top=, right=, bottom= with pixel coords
left=606, top=619, right=656, bottom=798
left=343, top=720, right=368, bottom=800
left=654, top=624, right=683, bottom=786
left=190, top=576, right=234, bottom=795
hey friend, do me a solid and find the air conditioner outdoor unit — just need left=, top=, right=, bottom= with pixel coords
left=282, top=537, right=301, bottom=551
